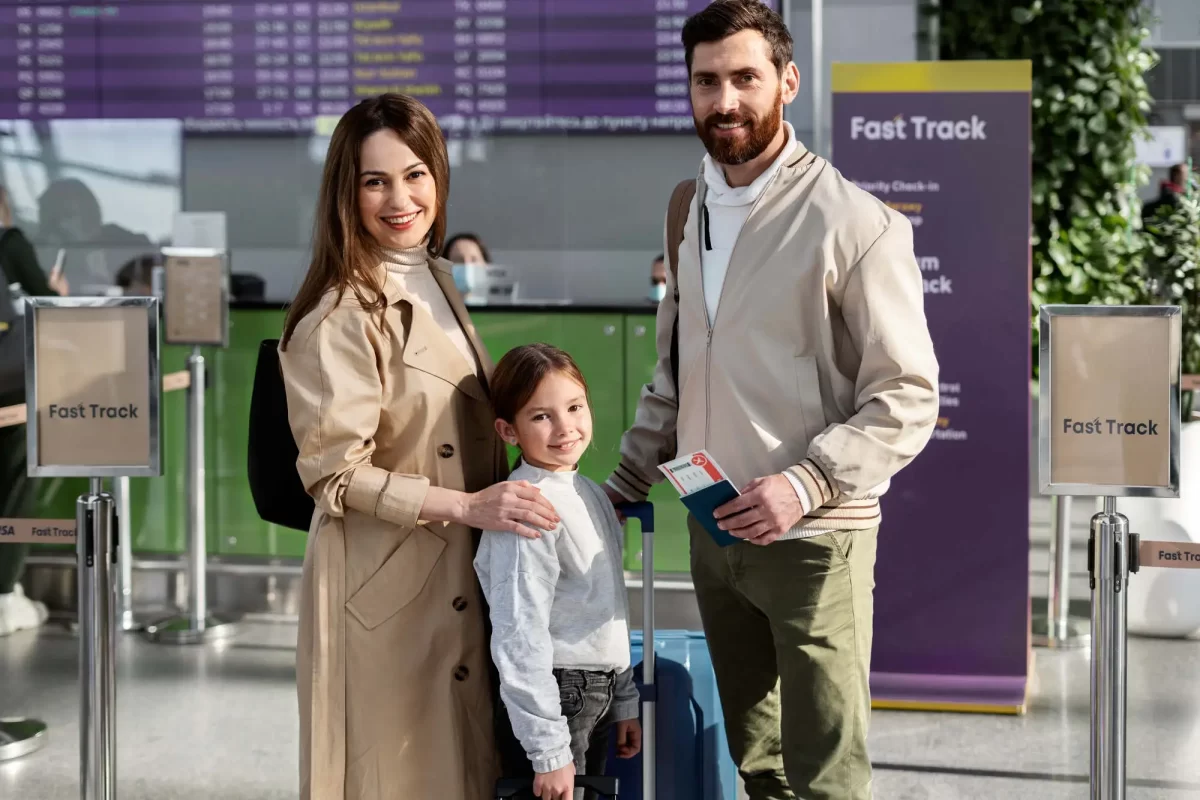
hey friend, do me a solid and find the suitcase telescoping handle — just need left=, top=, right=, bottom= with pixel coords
left=616, top=501, right=655, bottom=800
left=495, top=776, right=619, bottom=798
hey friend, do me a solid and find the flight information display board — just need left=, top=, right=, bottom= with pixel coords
left=0, top=0, right=777, bottom=133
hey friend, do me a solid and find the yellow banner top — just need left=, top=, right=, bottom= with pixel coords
left=832, top=61, right=1032, bottom=93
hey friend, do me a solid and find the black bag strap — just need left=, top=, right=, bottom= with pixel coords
left=665, top=179, right=695, bottom=395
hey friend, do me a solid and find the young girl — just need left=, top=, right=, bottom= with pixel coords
left=474, top=343, right=643, bottom=800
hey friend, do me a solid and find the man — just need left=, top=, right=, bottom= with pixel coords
left=603, top=2, right=939, bottom=798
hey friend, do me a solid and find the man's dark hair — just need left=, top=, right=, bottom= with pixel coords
left=682, top=0, right=793, bottom=75
left=1169, top=163, right=1188, bottom=186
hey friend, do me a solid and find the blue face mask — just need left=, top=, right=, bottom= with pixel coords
left=451, top=263, right=470, bottom=293
left=649, top=282, right=667, bottom=302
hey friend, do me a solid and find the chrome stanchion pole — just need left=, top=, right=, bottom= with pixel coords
left=144, top=347, right=239, bottom=644
left=641, top=512, right=655, bottom=800
left=113, top=476, right=135, bottom=631
left=1034, top=495, right=1090, bottom=648
left=77, top=478, right=117, bottom=800
left=1090, top=496, right=1129, bottom=800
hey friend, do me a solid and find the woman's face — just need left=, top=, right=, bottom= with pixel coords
left=357, top=129, right=437, bottom=250
left=448, top=238, right=486, bottom=264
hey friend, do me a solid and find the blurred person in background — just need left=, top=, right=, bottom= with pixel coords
left=0, top=184, right=68, bottom=636
left=1143, top=162, right=1190, bottom=222
left=650, top=253, right=666, bottom=302
left=115, top=253, right=158, bottom=296
left=443, top=231, right=491, bottom=265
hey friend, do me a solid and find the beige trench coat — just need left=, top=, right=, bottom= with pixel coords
left=279, top=259, right=509, bottom=800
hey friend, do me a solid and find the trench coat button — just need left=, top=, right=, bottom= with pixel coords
left=438, top=444, right=455, bottom=458
left=452, top=596, right=468, bottom=612
left=454, top=665, right=470, bottom=681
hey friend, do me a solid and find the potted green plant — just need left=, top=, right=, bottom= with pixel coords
left=1125, top=173, right=1200, bottom=638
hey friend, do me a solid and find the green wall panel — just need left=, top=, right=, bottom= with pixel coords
left=622, top=312, right=690, bottom=574
left=209, top=310, right=305, bottom=559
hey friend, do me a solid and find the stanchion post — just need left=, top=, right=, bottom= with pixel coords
left=113, top=476, right=135, bottom=631
left=144, top=348, right=239, bottom=644
left=1039, top=304, right=1180, bottom=800
left=144, top=248, right=239, bottom=645
left=23, top=296, right=163, bottom=798
left=77, top=478, right=117, bottom=800
left=1033, top=495, right=1090, bottom=648
left=1090, top=497, right=1130, bottom=800
left=188, top=346, right=207, bottom=630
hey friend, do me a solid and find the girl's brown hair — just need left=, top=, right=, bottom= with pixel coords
left=490, top=343, right=590, bottom=423
left=280, top=94, right=450, bottom=349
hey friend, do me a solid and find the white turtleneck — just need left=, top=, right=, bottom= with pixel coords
left=700, top=122, right=818, bottom=526
left=700, top=120, right=798, bottom=325
left=382, top=246, right=480, bottom=375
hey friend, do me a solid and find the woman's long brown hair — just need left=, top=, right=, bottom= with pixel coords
left=280, top=94, right=450, bottom=350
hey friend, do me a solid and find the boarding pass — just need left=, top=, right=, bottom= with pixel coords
left=658, top=450, right=731, bottom=496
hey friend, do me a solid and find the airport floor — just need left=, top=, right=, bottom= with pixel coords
left=2, top=617, right=1199, bottom=800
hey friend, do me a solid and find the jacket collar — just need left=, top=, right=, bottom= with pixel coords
left=690, top=143, right=821, bottom=317
left=375, top=256, right=493, bottom=404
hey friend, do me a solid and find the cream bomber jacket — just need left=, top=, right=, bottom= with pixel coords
left=607, top=149, right=939, bottom=535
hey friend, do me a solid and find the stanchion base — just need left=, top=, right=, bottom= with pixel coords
left=142, top=612, right=242, bottom=645
left=0, top=718, right=48, bottom=762
left=1032, top=614, right=1091, bottom=649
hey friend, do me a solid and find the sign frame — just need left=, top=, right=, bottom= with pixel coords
left=23, top=296, right=163, bottom=478
left=161, top=246, right=230, bottom=348
left=1038, top=304, right=1181, bottom=498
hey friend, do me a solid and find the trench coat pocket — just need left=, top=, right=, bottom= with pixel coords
left=345, top=526, right=447, bottom=630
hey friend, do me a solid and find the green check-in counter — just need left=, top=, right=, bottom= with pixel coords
left=28, top=303, right=691, bottom=573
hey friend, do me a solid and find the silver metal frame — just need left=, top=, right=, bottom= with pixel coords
left=160, top=246, right=230, bottom=348
left=1038, top=304, right=1181, bottom=498
left=23, top=296, right=162, bottom=479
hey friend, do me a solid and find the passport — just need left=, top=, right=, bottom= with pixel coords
left=680, top=479, right=743, bottom=548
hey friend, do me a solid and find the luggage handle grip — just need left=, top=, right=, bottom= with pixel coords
left=496, top=776, right=619, bottom=798
left=616, top=501, right=654, bottom=534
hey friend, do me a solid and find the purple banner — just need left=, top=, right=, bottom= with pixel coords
left=832, top=64, right=1032, bottom=712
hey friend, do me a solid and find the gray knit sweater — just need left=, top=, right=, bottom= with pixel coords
left=473, top=461, right=640, bottom=774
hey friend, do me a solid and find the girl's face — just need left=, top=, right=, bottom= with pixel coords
left=357, top=128, right=437, bottom=250
left=496, top=371, right=592, bottom=473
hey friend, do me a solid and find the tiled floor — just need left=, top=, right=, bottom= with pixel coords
left=2, top=619, right=1199, bottom=799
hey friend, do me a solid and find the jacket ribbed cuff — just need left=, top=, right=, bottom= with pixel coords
left=786, top=458, right=839, bottom=509
left=605, top=460, right=655, bottom=503
left=610, top=697, right=641, bottom=723
left=532, top=746, right=575, bottom=775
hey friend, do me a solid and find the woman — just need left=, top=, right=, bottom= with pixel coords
left=278, top=95, right=560, bottom=799
left=443, top=232, right=490, bottom=265
left=0, top=185, right=67, bottom=637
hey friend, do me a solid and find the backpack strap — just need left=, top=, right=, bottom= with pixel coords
left=666, top=179, right=695, bottom=395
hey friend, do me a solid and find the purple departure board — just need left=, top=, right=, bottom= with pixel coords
left=0, top=0, right=777, bottom=133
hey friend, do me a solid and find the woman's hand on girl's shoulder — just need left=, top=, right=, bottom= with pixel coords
left=463, top=480, right=560, bottom=539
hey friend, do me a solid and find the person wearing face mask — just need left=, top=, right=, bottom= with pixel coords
left=649, top=253, right=667, bottom=302
left=277, top=94, right=561, bottom=800
left=603, top=2, right=939, bottom=798
left=444, top=232, right=491, bottom=265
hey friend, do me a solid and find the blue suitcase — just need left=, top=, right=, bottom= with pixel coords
left=606, top=630, right=738, bottom=800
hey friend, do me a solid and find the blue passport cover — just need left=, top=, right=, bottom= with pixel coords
left=681, top=480, right=742, bottom=548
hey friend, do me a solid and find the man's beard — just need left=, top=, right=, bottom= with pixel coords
left=694, top=89, right=783, bottom=166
